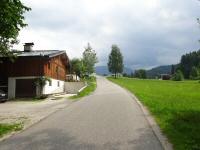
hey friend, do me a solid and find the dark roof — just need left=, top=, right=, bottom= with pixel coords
left=24, top=42, right=34, bottom=46
left=0, top=50, right=70, bottom=67
left=13, top=50, right=66, bottom=58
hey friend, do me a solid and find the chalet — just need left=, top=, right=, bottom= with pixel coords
left=0, top=43, right=70, bottom=99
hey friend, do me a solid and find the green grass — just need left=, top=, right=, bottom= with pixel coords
left=70, top=76, right=97, bottom=99
left=108, top=77, right=200, bottom=150
left=0, top=123, right=23, bottom=137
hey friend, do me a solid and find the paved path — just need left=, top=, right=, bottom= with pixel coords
left=0, top=77, right=163, bottom=150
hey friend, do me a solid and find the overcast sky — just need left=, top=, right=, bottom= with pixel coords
left=14, top=0, right=200, bottom=70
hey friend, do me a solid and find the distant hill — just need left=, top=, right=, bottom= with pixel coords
left=146, top=65, right=175, bottom=78
left=95, top=66, right=110, bottom=75
left=95, top=66, right=133, bottom=75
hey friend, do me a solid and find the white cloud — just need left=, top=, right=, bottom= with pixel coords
left=14, top=0, right=200, bottom=70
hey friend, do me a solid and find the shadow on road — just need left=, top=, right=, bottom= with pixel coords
left=0, top=127, right=162, bottom=150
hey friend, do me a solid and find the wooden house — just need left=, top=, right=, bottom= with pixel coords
left=0, top=43, right=70, bottom=99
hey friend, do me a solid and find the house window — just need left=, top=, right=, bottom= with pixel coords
left=49, top=80, right=52, bottom=86
left=57, top=81, right=60, bottom=87
left=56, top=66, right=58, bottom=73
left=48, top=62, right=51, bottom=69
left=56, top=66, right=59, bottom=78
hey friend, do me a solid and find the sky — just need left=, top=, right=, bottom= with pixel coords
left=14, top=0, right=200, bottom=70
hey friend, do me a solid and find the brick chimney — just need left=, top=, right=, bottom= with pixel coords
left=24, top=42, right=34, bottom=52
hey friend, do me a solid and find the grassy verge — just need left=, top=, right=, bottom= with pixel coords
left=0, top=123, right=23, bottom=137
left=70, top=76, right=97, bottom=99
left=108, top=77, right=200, bottom=150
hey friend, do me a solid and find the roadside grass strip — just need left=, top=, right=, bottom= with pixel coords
left=0, top=123, right=23, bottom=137
left=70, top=76, right=97, bottom=99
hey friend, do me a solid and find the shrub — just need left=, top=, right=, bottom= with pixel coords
left=190, top=66, right=200, bottom=80
left=134, top=69, right=147, bottom=79
left=171, top=70, right=184, bottom=81
left=34, top=77, right=51, bottom=99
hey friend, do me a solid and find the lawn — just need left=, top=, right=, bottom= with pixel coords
left=70, top=76, right=97, bottom=99
left=108, top=77, right=200, bottom=150
left=0, top=123, right=23, bottom=137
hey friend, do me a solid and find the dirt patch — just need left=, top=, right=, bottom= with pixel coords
left=0, top=96, right=73, bottom=140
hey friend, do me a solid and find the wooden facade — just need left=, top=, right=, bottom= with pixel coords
left=43, top=54, right=68, bottom=81
left=0, top=53, right=69, bottom=81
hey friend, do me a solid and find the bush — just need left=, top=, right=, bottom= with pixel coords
left=171, top=70, right=184, bottom=81
left=190, top=66, right=200, bottom=80
left=134, top=69, right=147, bottom=79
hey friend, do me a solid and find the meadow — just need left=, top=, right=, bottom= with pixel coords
left=108, top=77, right=200, bottom=150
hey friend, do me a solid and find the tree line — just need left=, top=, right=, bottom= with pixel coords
left=71, top=44, right=125, bottom=79
left=130, top=50, right=200, bottom=81
left=168, top=50, right=200, bottom=81
left=179, top=50, right=200, bottom=80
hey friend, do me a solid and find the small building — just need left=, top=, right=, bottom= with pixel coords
left=66, top=74, right=80, bottom=82
left=160, top=74, right=171, bottom=80
left=0, top=43, right=70, bottom=99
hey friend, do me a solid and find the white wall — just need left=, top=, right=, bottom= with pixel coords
left=64, top=82, right=86, bottom=94
left=43, top=78, right=65, bottom=95
left=8, top=76, right=65, bottom=99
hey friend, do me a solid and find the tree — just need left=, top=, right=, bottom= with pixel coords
left=171, top=64, right=175, bottom=75
left=134, top=69, right=147, bottom=79
left=34, top=77, right=51, bottom=99
left=180, top=50, right=200, bottom=79
left=70, top=58, right=84, bottom=79
left=108, top=45, right=124, bottom=78
left=190, top=66, right=200, bottom=80
left=82, top=43, right=98, bottom=75
left=171, top=70, right=184, bottom=81
left=0, top=0, right=31, bottom=60
left=131, top=71, right=134, bottom=78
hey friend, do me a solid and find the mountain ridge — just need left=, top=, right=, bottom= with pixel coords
left=95, top=66, right=133, bottom=75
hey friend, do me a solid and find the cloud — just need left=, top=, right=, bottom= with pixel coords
left=14, top=0, right=200, bottom=70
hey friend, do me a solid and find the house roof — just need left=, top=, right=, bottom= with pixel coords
left=0, top=50, right=70, bottom=67
left=13, top=50, right=66, bottom=58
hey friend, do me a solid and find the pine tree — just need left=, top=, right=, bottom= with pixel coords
left=171, top=65, right=175, bottom=75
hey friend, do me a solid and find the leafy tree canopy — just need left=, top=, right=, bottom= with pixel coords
left=82, top=43, right=98, bottom=75
left=171, top=70, right=184, bottom=81
left=108, top=44, right=124, bottom=78
left=190, top=66, right=200, bottom=80
left=70, top=58, right=84, bottom=77
left=134, top=69, right=147, bottom=79
left=0, top=0, right=31, bottom=60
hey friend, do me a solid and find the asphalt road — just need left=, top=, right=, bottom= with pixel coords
left=0, top=76, right=163, bottom=150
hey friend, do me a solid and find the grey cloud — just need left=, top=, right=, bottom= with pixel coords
left=18, top=0, right=200, bottom=70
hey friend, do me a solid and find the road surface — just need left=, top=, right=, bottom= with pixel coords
left=0, top=76, right=163, bottom=150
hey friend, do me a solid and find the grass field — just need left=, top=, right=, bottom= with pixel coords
left=0, top=123, right=23, bottom=137
left=108, top=77, right=200, bottom=150
left=70, top=76, right=97, bottom=99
